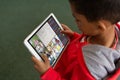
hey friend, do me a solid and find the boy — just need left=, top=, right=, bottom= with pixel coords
left=32, top=0, right=120, bottom=79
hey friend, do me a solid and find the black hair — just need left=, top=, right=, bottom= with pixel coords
left=69, top=0, right=120, bottom=24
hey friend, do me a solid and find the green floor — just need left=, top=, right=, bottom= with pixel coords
left=0, top=0, right=78, bottom=80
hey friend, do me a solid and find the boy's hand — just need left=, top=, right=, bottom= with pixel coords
left=32, top=54, right=50, bottom=75
left=61, top=24, right=74, bottom=38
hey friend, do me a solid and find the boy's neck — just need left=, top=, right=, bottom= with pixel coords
left=88, top=25, right=116, bottom=48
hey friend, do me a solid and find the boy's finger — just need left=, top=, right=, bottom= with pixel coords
left=32, top=56, right=43, bottom=65
left=61, top=24, right=70, bottom=30
left=61, top=30, right=70, bottom=35
left=32, top=56, right=38, bottom=63
left=32, top=56, right=45, bottom=68
left=43, top=54, right=50, bottom=64
left=41, top=54, right=49, bottom=64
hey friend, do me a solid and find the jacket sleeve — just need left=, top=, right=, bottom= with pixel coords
left=40, top=67, right=66, bottom=80
left=40, top=45, right=69, bottom=80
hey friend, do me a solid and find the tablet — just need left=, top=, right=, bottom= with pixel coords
left=24, top=13, right=69, bottom=67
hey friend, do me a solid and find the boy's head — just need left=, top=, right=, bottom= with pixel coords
left=69, top=0, right=120, bottom=24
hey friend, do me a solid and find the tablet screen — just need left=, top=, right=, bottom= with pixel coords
left=28, top=16, right=69, bottom=66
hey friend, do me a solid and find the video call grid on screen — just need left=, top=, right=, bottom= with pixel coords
left=28, top=16, right=69, bottom=65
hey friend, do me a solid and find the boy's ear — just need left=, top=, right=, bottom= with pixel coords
left=96, top=20, right=113, bottom=34
left=97, top=20, right=107, bottom=32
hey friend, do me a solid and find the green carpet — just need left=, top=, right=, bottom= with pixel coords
left=0, top=0, right=78, bottom=80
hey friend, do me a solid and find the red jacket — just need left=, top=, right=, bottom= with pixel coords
left=41, top=24, right=120, bottom=80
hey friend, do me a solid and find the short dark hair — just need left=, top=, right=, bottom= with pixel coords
left=69, top=0, right=120, bottom=24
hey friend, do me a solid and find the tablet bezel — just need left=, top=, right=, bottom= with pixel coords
left=24, top=13, right=69, bottom=67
